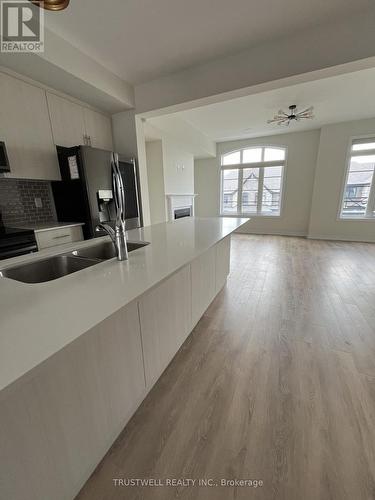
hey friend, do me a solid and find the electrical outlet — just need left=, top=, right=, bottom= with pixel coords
left=34, top=197, right=43, bottom=208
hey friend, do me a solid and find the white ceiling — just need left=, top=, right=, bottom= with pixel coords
left=44, top=0, right=371, bottom=85
left=174, top=68, right=375, bottom=142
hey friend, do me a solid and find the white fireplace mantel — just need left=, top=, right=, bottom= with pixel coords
left=166, top=194, right=198, bottom=221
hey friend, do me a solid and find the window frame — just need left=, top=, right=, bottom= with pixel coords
left=219, top=145, right=287, bottom=217
left=338, top=135, right=375, bottom=221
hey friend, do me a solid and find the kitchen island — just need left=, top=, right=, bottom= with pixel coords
left=0, top=216, right=248, bottom=500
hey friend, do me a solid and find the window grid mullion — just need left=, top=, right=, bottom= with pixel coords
left=257, top=167, right=264, bottom=215
left=221, top=160, right=285, bottom=170
left=365, top=168, right=375, bottom=217
left=351, top=149, right=375, bottom=157
left=238, top=168, right=244, bottom=215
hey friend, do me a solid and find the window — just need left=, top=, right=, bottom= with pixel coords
left=340, top=138, right=375, bottom=219
left=220, top=146, right=286, bottom=216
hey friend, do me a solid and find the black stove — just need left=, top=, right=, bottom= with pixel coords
left=0, top=226, right=33, bottom=237
left=0, top=226, right=38, bottom=260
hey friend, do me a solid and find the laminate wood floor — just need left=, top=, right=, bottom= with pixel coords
left=76, top=234, right=375, bottom=500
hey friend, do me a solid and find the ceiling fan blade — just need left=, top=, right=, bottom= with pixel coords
left=267, top=118, right=283, bottom=123
left=268, top=119, right=288, bottom=124
left=298, top=106, right=314, bottom=115
left=298, top=112, right=314, bottom=119
left=268, top=114, right=288, bottom=123
left=276, top=118, right=290, bottom=125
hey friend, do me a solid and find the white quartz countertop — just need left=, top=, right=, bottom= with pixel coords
left=15, top=221, right=85, bottom=232
left=0, top=217, right=248, bottom=395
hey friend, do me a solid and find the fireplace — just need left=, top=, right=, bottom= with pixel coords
left=166, top=194, right=197, bottom=221
left=174, top=207, right=192, bottom=219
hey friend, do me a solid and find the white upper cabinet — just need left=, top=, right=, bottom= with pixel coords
left=83, top=107, right=113, bottom=151
left=0, top=73, right=60, bottom=180
left=0, top=71, right=114, bottom=181
left=46, top=93, right=87, bottom=148
left=47, top=92, right=114, bottom=151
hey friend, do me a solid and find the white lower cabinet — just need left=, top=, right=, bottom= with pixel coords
left=138, top=265, right=191, bottom=388
left=138, top=238, right=231, bottom=388
left=215, top=235, right=231, bottom=293
left=191, top=245, right=216, bottom=328
left=0, top=236, right=232, bottom=500
left=0, top=301, right=145, bottom=500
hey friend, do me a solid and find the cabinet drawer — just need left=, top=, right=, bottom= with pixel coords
left=36, top=226, right=83, bottom=250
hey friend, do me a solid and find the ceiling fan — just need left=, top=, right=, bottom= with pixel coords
left=267, top=104, right=314, bottom=126
left=29, top=0, right=70, bottom=11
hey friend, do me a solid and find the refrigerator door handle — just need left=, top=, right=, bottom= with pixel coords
left=112, top=153, right=126, bottom=225
left=131, top=158, right=141, bottom=222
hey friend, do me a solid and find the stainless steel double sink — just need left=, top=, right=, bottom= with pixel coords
left=0, top=240, right=149, bottom=284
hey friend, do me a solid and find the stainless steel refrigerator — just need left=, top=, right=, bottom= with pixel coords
left=51, top=146, right=142, bottom=239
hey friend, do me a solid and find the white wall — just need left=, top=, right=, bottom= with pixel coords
left=194, top=158, right=220, bottom=217
left=113, top=112, right=195, bottom=225
left=147, top=115, right=216, bottom=158
left=162, top=137, right=194, bottom=195
left=195, top=130, right=321, bottom=236
left=145, top=141, right=167, bottom=225
left=308, top=118, right=375, bottom=242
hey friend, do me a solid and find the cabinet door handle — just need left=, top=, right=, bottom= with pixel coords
left=83, top=134, right=92, bottom=146
left=52, top=234, right=70, bottom=239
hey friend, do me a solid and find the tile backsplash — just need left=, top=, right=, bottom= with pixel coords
left=0, top=179, right=56, bottom=226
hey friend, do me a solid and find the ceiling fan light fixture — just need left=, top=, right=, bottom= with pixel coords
left=268, top=104, right=314, bottom=126
left=29, top=0, right=70, bottom=11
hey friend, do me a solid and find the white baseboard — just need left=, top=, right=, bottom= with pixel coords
left=307, top=233, right=375, bottom=243
left=233, top=229, right=375, bottom=243
left=234, top=229, right=307, bottom=237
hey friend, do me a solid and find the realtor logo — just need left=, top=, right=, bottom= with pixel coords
left=1, top=0, right=44, bottom=52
